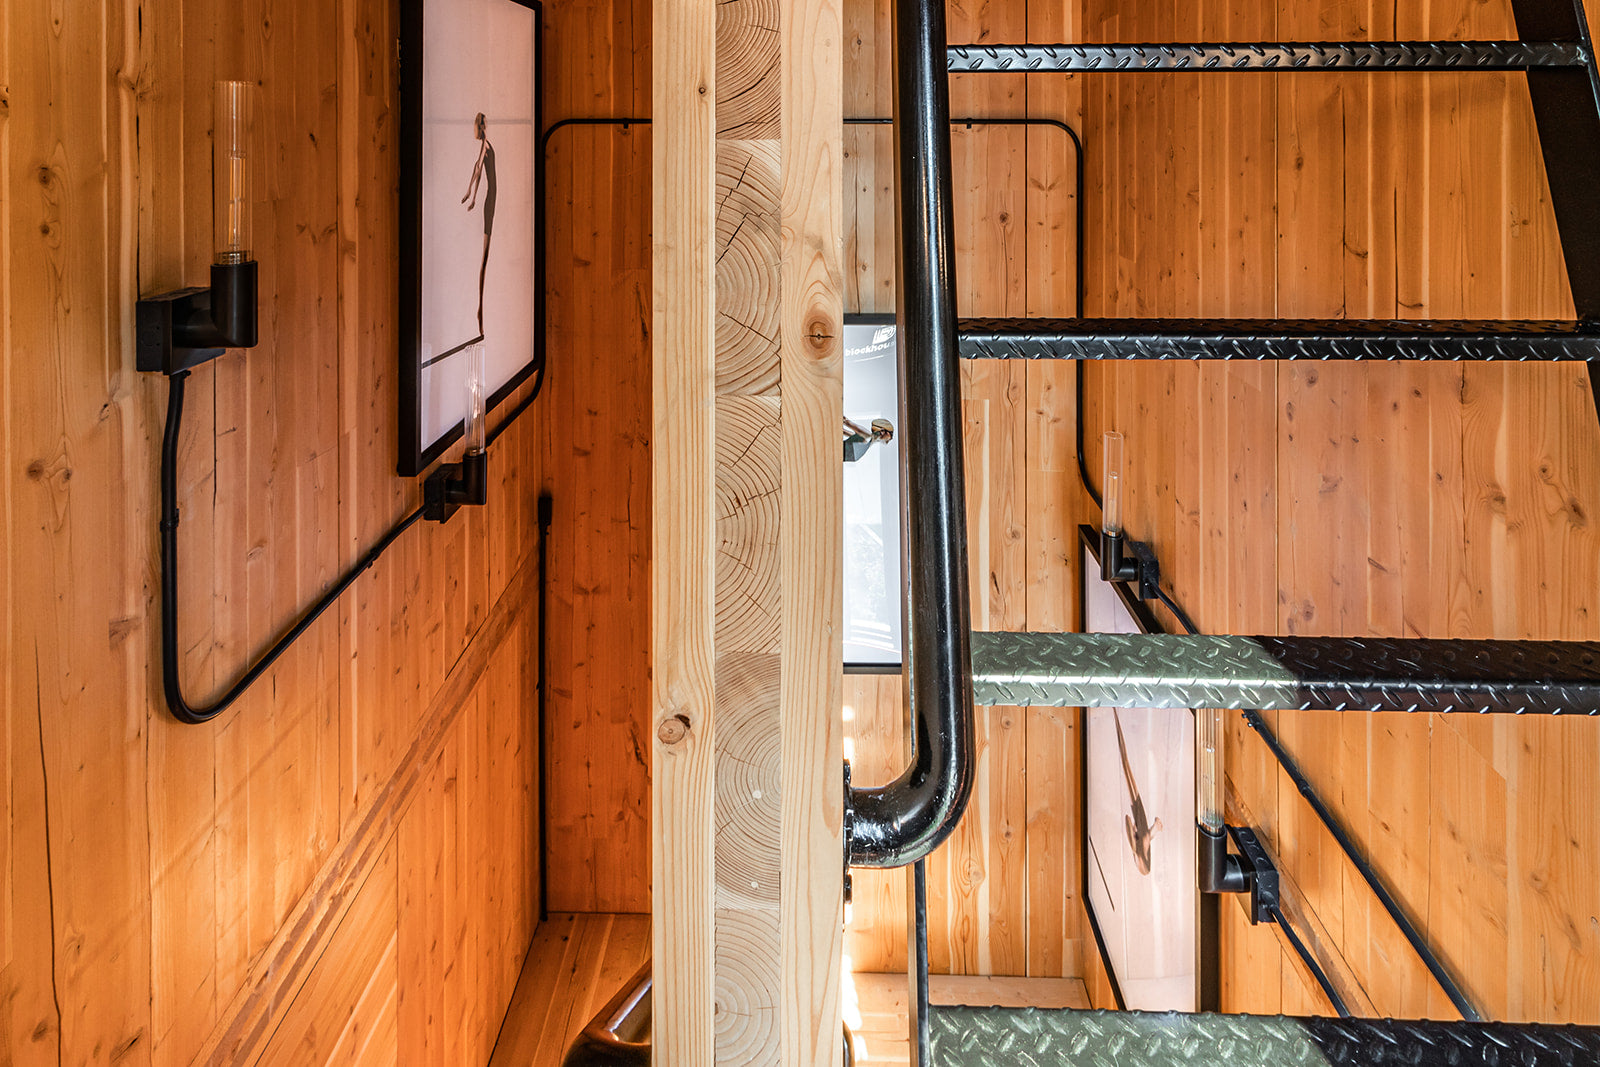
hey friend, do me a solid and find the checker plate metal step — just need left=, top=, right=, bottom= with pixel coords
left=956, top=317, right=1600, bottom=361
left=927, top=1007, right=1600, bottom=1066
left=968, top=632, right=1600, bottom=714
left=946, top=41, right=1589, bottom=73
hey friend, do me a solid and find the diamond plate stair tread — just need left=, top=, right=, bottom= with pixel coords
left=927, top=1008, right=1600, bottom=1066
left=968, top=632, right=1600, bottom=714
left=945, top=42, right=1588, bottom=73
left=955, top=317, right=1600, bottom=361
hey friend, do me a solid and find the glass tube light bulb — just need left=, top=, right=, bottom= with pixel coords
left=1197, top=707, right=1224, bottom=834
left=463, top=342, right=487, bottom=455
left=213, top=81, right=255, bottom=264
left=1102, top=431, right=1125, bottom=535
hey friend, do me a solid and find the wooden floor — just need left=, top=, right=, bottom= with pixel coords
left=488, top=913, right=651, bottom=1066
left=485, top=916, right=1088, bottom=1065
left=846, top=973, right=1090, bottom=1065
left=486, top=916, right=1088, bottom=1065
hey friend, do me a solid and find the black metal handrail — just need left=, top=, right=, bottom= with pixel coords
left=844, top=0, right=976, bottom=869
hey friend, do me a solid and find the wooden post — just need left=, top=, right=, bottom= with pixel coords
left=779, top=0, right=846, bottom=1056
left=657, top=0, right=843, bottom=1058
left=652, top=0, right=718, bottom=1053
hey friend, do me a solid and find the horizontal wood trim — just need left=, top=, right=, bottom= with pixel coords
left=927, top=974, right=1090, bottom=1010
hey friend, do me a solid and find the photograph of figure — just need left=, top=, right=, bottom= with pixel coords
left=402, top=0, right=539, bottom=473
left=461, top=111, right=497, bottom=336
left=842, top=417, right=894, bottom=463
left=1083, top=552, right=1198, bottom=1013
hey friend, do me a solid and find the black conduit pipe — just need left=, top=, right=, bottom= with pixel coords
left=160, top=370, right=427, bottom=724
left=537, top=492, right=553, bottom=923
left=538, top=103, right=1086, bottom=874
left=913, top=858, right=932, bottom=1060
left=1269, top=902, right=1352, bottom=1018
left=845, top=0, right=976, bottom=869
left=160, top=363, right=543, bottom=724
left=1076, top=362, right=1102, bottom=509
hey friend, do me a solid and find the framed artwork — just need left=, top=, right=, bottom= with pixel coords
left=1079, top=526, right=1205, bottom=1012
left=399, top=0, right=543, bottom=476
left=842, top=314, right=902, bottom=671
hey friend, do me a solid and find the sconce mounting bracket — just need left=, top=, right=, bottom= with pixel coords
left=423, top=450, right=489, bottom=523
left=1228, top=824, right=1280, bottom=925
left=136, top=260, right=259, bottom=376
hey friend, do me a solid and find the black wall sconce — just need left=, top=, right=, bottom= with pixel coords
left=1196, top=706, right=1276, bottom=917
left=1098, top=434, right=1277, bottom=919
left=140, top=75, right=538, bottom=727
left=138, top=82, right=259, bottom=374
left=137, top=79, right=439, bottom=726
left=423, top=342, right=490, bottom=523
left=1098, top=431, right=1162, bottom=601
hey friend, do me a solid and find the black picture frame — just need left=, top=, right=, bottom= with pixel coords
left=398, top=0, right=544, bottom=477
left=1077, top=524, right=1218, bottom=1012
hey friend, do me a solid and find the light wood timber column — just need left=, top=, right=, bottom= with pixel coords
left=653, top=0, right=718, bottom=1054
left=713, top=0, right=786, bottom=1054
left=777, top=0, right=845, bottom=1058
left=658, top=0, right=842, bottom=1054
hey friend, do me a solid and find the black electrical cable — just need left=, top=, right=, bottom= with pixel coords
left=486, top=365, right=545, bottom=448
left=1243, top=708, right=1481, bottom=1021
left=1076, top=362, right=1101, bottom=510
left=536, top=492, right=553, bottom=923
left=161, top=362, right=544, bottom=726
left=1153, top=584, right=1200, bottom=637
left=160, top=371, right=427, bottom=723
left=1268, top=902, right=1352, bottom=1018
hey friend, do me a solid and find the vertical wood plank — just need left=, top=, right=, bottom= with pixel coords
left=9, top=0, right=154, bottom=1061
left=652, top=0, right=719, bottom=1050
left=541, top=124, right=652, bottom=914
left=779, top=0, right=845, bottom=1054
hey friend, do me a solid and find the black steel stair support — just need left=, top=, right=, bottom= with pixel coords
left=1508, top=0, right=1600, bottom=418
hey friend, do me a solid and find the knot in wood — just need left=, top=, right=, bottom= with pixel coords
left=657, top=713, right=692, bottom=745
left=805, top=316, right=834, bottom=350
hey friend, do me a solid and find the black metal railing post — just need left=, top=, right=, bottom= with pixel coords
left=845, top=0, right=976, bottom=869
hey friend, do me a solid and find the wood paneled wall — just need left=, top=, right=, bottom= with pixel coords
left=1, top=0, right=543, bottom=1061
left=1077, top=0, right=1600, bottom=1022
left=841, top=0, right=1095, bottom=981
left=540, top=0, right=655, bottom=917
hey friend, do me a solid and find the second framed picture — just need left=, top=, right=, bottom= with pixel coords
left=1080, top=526, right=1212, bottom=1012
